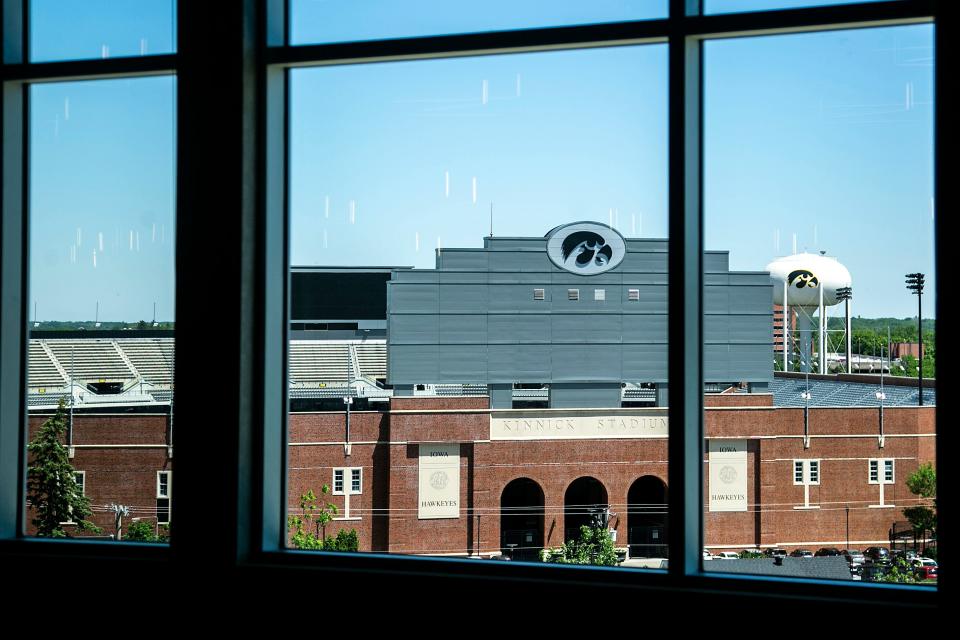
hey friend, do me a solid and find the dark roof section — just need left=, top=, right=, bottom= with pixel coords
left=705, top=557, right=852, bottom=581
left=291, top=267, right=409, bottom=321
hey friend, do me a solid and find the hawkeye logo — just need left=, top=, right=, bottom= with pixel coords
left=546, top=222, right=626, bottom=275
left=788, top=269, right=819, bottom=289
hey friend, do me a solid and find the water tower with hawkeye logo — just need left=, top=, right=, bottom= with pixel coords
left=766, top=252, right=853, bottom=373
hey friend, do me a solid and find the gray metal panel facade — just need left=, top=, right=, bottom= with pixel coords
left=551, top=383, right=623, bottom=409
left=388, top=235, right=772, bottom=386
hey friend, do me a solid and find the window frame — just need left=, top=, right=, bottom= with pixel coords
left=0, top=0, right=945, bottom=610
left=868, top=458, right=895, bottom=486
left=331, top=466, right=362, bottom=520
left=157, top=471, right=172, bottom=498
left=793, top=459, right=820, bottom=486
left=332, top=468, right=344, bottom=495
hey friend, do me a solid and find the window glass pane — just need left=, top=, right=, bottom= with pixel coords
left=703, top=25, right=935, bottom=581
left=289, top=0, right=666, bottom=45
left=704, top=0, right=902, bottom=14
left=27, top=76, right=176, bottom=543
left=30, top=0, right=176, bottom=62
left=351, top=469, right=362, bottom=493
left=287, top=45, right=669, bottom=564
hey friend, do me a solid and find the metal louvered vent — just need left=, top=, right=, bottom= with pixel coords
left=533, top=288, right=545, bottom=300
left=628, top=288, right=640, bottom=301
left=567, top=289, right=579, bottom=301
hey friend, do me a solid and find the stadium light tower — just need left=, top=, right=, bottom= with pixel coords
left=836, top=287, right=852, bottom=373
left=905, top=273, right=925, bottom=406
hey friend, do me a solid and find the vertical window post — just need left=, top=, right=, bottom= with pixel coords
left=0, top=0, right=27, bottom=541
left=667, top=0, right=703, bottom=578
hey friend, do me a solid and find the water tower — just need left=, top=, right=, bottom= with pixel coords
left=766, top=253, right=852, bottom=373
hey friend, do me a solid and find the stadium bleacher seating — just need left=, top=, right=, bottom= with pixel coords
left=27, top=342, right=66, bottom=388
left=44, top=339, right=135, bottom=382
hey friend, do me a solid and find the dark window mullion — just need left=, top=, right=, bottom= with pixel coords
left=1, top=55, right=178, bottom=83
left=667, top=0, right=704, bottom=580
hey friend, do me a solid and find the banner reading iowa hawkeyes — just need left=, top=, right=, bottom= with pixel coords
left=418, top=443, right=460, bottom=519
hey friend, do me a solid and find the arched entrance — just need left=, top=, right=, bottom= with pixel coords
left=627, top=476, right=668, bottom=559
left=500, top=478, right=545, bottom=561
left=563, top=476, right=609, bottom=542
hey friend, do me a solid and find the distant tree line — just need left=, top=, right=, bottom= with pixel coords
left=779, top=316, right=935, bottom=378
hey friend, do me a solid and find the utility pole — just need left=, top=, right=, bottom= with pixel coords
left=110, top=504, right=130, bottom=540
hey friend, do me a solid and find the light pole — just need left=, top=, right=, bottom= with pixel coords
left=836, top=287, right=852, bottom=374
left=845, top=505, right=850, bottom=550
left=905, top=273, right=925, bottom=405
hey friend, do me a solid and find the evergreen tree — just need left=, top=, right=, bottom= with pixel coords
left=27, top=400, right=101, bottom=537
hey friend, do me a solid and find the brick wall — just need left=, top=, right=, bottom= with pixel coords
left=26, top=413, right=171, bottom=537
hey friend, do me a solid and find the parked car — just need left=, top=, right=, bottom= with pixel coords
left=863, top=547, right=891, bottom=564
left=715, top=551, right=740, bottom=560
left=703, top=548, right=715, bottom=560
left=893, top=549, right=918, bottom=561
left=789, top=549, right=814, bottom=558
left=763, top=547, right=787, bottom=558
left=815, top=547, right=842, bottom=557
left=912, top=557, right=938, bottom=580
left=842, top=549, right=865, bottom=565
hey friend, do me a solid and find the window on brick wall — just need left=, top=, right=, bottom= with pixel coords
left=868, top=458, right=895, bottom=508
left=157, top=471, right=171, bottom=526
left=332, top=467, right=362, bottom=520
left=792, top=459, right=820, bottom=509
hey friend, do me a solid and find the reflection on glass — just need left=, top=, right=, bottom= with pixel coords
left=287, top=46, right=676, bottom=562
left=290, top=0, right=666, bottom=45
left=27, top=77, right=176, bottom=542
left=30, top=0, right=175, bottom=62
left=703, top=25, right=935, bottom=583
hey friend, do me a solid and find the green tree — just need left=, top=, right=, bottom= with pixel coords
left=903, top=462, right=936, bottom=550
left=329, top=528, right=359, bottom=552
left=124, top=519, right=163, bottom=543
left=875, top=556, right=919, bottom=584
left=27, top=400, right=101, bottom=537
left=287, top=486, right=358, bottom=551
left=542, top=524, right=619, bottom=566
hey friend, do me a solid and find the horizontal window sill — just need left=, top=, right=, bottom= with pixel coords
left=1, top=538, right=937, bottom=610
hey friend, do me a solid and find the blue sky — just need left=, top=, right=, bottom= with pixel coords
left=27, top=5, right=934, bottom=321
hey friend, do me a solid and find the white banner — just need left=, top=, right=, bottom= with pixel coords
left=490, top=412, right=667, bottom=441
left=418, top=443, right=460, bottom=519
left=708, top=439, right=748, bottom=512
